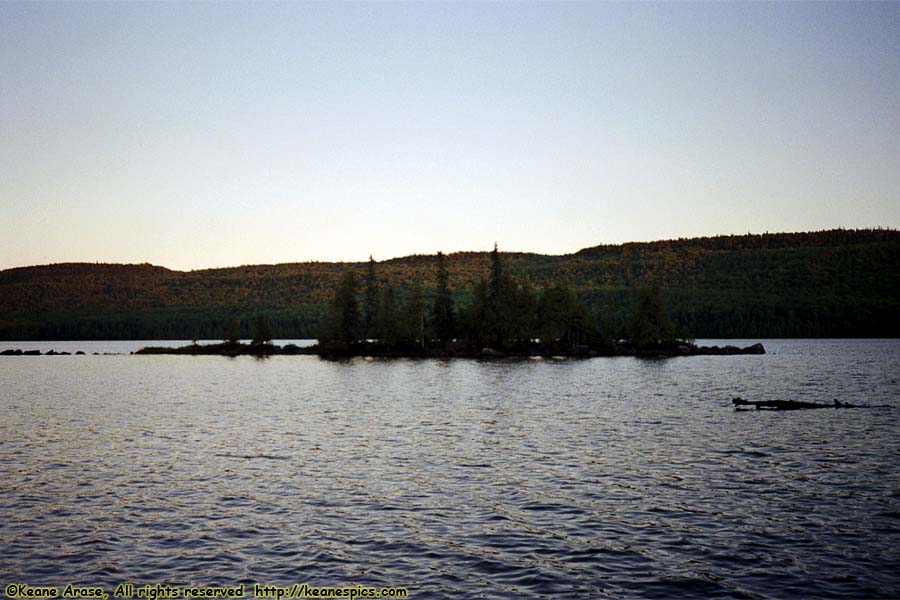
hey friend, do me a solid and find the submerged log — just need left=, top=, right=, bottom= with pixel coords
left=732, top=397, right=856, bottom=410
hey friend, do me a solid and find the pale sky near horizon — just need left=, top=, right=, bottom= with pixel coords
left=2, top=1, right=899, bottom=271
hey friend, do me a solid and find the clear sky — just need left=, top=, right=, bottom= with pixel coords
left=2, top=1, right=898, bottom=270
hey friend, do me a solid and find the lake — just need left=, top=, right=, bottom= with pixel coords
left=1, top=340, right=898, bottom=598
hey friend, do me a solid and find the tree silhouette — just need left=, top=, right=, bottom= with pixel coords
left=320, top=270, right=360, bottom=348
left=432, top=251, right=456, bottom=346
left=538, top=285, right=574, bottom=344
left=463, top=278, right=490, bottom=346
left=462, top=244, right=536, bottom=349
left=537, top=284, right=596, bottom=349
left=251, top=314, right=272, bottom=345
left=629, top=285, right=676, bottom=348
left=376, top=285, right=401, bottom=347
left=363, top=255, right=378, bottom=340
left=482, top=242, right=505, bottom=345
left=401, top=280, right=427, bottom=348
left=225, top=319, right=240, bottom=345
left=505, top=277, right=537, bottom=346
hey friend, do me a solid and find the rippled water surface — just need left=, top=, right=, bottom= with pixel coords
left=2, top=340, right=899, bottom=598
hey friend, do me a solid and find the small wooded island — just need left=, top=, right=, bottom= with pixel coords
left=133, top=246, right=765, bottom=359
left=133, top=339, right=765, bottom=358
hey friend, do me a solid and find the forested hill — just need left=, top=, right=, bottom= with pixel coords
left=2, top=228, right=898, bottom=340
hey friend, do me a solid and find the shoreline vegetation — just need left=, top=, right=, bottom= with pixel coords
left=294, top=244, right=764, bottom=359
left=136, top=339, right=766, bottom=358
left=2, top=244, right=776, bottom=358
left=3, top=244, right=766, bottom=359
left=2, top=229, right=898, bottom=342
left=6, top=231, right=894, bottom=352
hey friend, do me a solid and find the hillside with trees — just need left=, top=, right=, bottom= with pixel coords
left=1, top=229, right=898, bottom=341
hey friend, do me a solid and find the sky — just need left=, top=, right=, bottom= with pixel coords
left=1, top=1, right=899, bottom=271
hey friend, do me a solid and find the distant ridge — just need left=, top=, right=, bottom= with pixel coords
left=2, top=228, right=898, bottom=340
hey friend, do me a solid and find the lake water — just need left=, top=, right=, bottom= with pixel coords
left=1, top=340, right=898, bottom=599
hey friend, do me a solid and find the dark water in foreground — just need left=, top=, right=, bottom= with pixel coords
left=1, top=340, right=899, bottom=599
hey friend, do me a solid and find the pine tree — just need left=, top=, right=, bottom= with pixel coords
left=320, top=270, right=360, bottom=348
left=401, top=280, right=427, bottom=348
left=225, top=319, right=240, bottom=345
left=363, top=255, right=379, bottom=340
left=487, top=242, right=503, bottom=309
left=506, top=277, right=536, bottom=346
left=483, top=242, right=505, bottom=346
left=376, top=285, right=401, bottom=348
left=432, top=251, right=456, bottom=346
left=251, top=314, right=272, bottom=345
left=567, top=301, right=596, bottom=348
left=463, top=278, right=490, bottom=346
left=538, top=285, right=574, bottom=345
left=537, top=283, right=597, bottom=348
left=629, top=285, right=676, bottom=348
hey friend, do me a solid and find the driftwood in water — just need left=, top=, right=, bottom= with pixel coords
left=732, top=397, right=856, bottom=410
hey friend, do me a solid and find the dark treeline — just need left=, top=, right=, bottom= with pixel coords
left=1, top=229, right=898, bottom=340
left=318, top=246, right=676, bottom=353
left=0, top=306, right=323, bottom=342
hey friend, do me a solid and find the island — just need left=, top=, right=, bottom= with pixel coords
left=129, top=340, right=765, bottom=359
